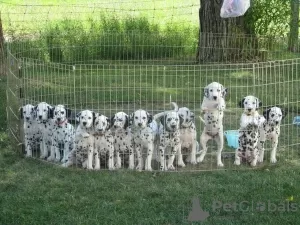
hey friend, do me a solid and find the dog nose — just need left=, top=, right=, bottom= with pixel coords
left=97, top=128, right=103, bottom=132
left=275, top=121, right=279, bottom=125
left=138, top=123, right=142, bottom=127
left=57, top=118, right=61, bottom=121
left=25, top=117, right=30, bottom=120
left=248, top=109, right=252, bottom=112
left=83, top=122, right=87, bottom=126
left=171, top=125, right=176, bottom=128
left=213, top=96, right=217, bottom=100
left=39, top=115, right=42, bottom=119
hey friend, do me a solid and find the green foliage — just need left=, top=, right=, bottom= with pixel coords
left=245, top=0, right=291, bottom=36
left=8, top=16, right=198, bottom=63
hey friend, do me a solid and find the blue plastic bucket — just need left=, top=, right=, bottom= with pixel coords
left=224, top=130, right=239, bottom=149
left=293, top=116, right=300, bottom=126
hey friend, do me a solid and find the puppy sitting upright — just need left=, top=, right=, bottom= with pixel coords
left=197, top=82, right=228, bottom=167
left=258, top=106, right=286, bottom=164
left=20, top=104, right=42, bottom=157
left=62, top=110, right=95, bottom=169
left=234, top=95, right=265, bottom=167
left=48, top=104, right=75, bottom=163
left=130, top=109, right=158, bottom=171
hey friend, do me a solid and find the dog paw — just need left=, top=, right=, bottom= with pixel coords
left=167, top=164, right=175, bottom=170
left=61, top=158, right=67, bottom=163
left=25, top=154, right=32, bottom=158
left=54, top=158, right=61, bottom=163
left=136, top=164, right=143, bottom=171
left=217, top=162, right=224, bottom=167
left=47, top=156, right=55, bottom=161
left=270, top=158, right=277, bottom=164
left=234, top=160, right=241, bottom=166
left=128, top=164, right=135, bottom=170
left=145, top=167, right=152, bottom=172
left=196, top=156, right=203, bottom=163
left=250, top=161, right=257, bottom=167
left=40, top=155, right=47, bottom=160
left=94, top=165, right=100, bottom=170
left=257, top=156, right=264, bottom=163
left=178, top=161, right=186, bottom=167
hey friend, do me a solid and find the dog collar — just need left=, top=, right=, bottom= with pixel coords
left=56, top=119, right=68, bottom=126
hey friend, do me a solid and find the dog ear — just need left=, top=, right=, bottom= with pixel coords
left=124, top=115, right=129, bottom=130
left=65, top=108, right=72, bottom=118
left=222, top=87, right=228, bottom=98
left=92, top=111, right=96, bottom=125
left=238, top=97, right=246, bottom=108
left=111, top=115, right=115, bottom=125
left=147, top=112, right=153, bottom=124
left=263, top=108, right=271, bottom=120
left=203, top=87, right=209, bottom=98
left=128, top=113, right=134, bottom=125
left=179, top=114, right=184, bottom=125
left=106, top=117, right=111, bottom=130
left=256, top=98, right=262, bottom=108
left=76, top=112, right=81, bottom=122
left=19, top=107, right=24, bottom=119
left=48, top=106, right=54, bottom=119
left=160, top=114, right=167, bottom=126
left=190, top=111, right=195, bottom=122
left=281, top=108, right=286, bottom=119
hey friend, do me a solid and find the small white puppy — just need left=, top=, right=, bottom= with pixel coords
left=130, top=109, right=158, bottom=171
left=197, top=82, right=228, bottom=167
left=62, top=110, right=95, bottom=169
left=111, top=112, right=134, bottom=169
left=20, top=104, right=42, bottom=157
left=234, top=95, right=265, bottom=166
left=93, top=113, right=114, bottom=170
left=258, top=107, right=285, bottom=164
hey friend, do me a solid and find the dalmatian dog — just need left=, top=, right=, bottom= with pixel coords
left=111, top=112, right=134, bottom=169
left=62, top=110, right=95, bottom=169
left=93, top=113, right=114, bottom=170
left=234, top=95, right=265, bottom=167
left=35, top=102, right=54, bottom=159
left=20, top=104, right=42, bottom=157
left=197, top=82, right=228, bottom=167
left=47, top=105, right=75, bottom=163
left=258, top=107, right=286, bottom=164
left=130, top=109, right=158, bottom=171
left=154, top=110, right=183, bottom=171
left=171, top=102, right=198, bottom=165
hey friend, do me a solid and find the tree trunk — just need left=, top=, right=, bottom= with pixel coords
left=288, top=0, right=299, bottom=52
left=0, top=12, right=5, bottom=76
left=197, top=0, right=257, bottom=63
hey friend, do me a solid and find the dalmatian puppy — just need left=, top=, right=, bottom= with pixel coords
left=111, top=112, right=134, bottom=169
left=47, top=105, right=75, bottom=163
left=35, top=102, right=54, bottom=159
left=197, top=82, right=228, bottom=167
left=154, top=110, right=183, bottom=171
left=258, top=107, right=286, bottom=164
left=234, top=95, right=265, bottom=167
left=171, top=103, right=198, bottom=165
left=130, top=109, right=158, bottom=171
left=20, top=104, right=42, bottom=157
left=93, top=113, right=114, bottom=170
left=62, top=110, right=95, bottom=169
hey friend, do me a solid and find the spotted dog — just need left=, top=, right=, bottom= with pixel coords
left=47, top=105, right=75, bottom=163
left=258, top=107, right=286, bottom=164
left=62, top=110, right=95, bottom=169
left=171, top=103, right=198, bottom=165
left=93, top=113, right=115, bottom=170
left=35, top=102, right=54, bottom=159
left=20, top=104, right=42, bottom=157
left=154, top=110, right=183, bottom=171
left=197, top=82, right=228, bottom=167
left=111, top=112, right=134, bottom=169
left=234, top=95, right=265, bottom=167
left=130, top=109, right=158, bottom=171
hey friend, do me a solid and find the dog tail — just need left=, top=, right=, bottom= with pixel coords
left=170, top=102, right=178, bottom=111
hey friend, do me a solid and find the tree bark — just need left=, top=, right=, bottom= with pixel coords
left=197, top=0, right=257, bottom=63
left=288, top=0, right=299, bottom=52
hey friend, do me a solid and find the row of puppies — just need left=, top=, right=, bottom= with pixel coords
left=21, top=102, right=198, bottom=171
left=198, top=82, right=286, bottom=167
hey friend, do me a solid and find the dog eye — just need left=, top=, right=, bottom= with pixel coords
left=142, top=117, right=146, bottom=120
left=217, top=89, right=220, bottom=92
left=88, top=117, right=92, bottom=120
left=135, top=116, right=138, bottom=119
left=167, top=118, right=171, bottom=122
left=55, top=112, right=58, bottom=115
left=61, top=111, right=65, bottom=115
left=95, top=122, right=99, bottom=125
left=210, top=89, right=213, bottom=92
left=44, top=109, right=47, bottom=112
left=279, top=114, right=282, bottom=117
left=244, top=101, right=247, bottom=104
left=271, top=114, right=275, bottom=117
left=252, top=102, right=255, bottom=104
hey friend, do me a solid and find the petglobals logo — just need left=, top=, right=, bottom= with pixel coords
left=212, top=200, right=298, bottom=213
